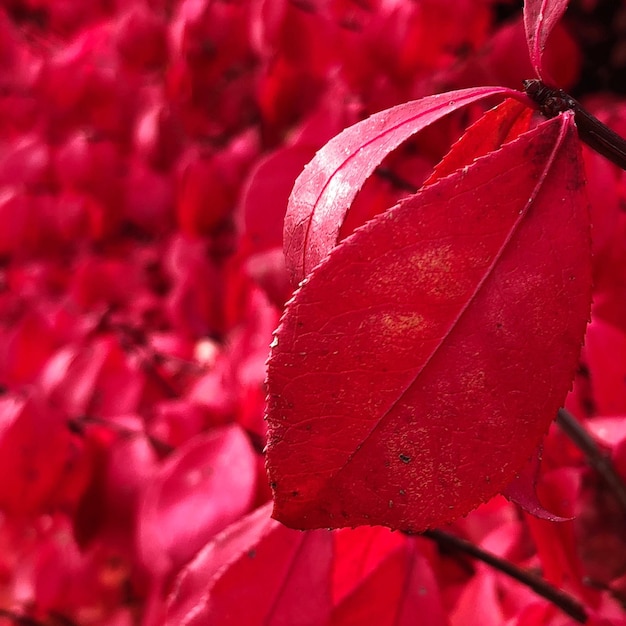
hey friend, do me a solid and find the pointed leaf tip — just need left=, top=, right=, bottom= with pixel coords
left=523, top=0, right=570, bottom=80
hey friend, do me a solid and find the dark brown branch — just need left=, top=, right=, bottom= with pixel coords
left=557, top=408, right=626, bottom=514
left=524, top=79, right=626, bottom=170
left=420, top=529, right=588, bottom=623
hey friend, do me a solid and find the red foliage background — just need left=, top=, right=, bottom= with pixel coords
left=0, top=0, right=625, bottom=624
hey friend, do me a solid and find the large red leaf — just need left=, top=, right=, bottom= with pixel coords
left=266, top=113, right=591, bottom=531
left=283, top=86, right=522, bottom=285
left=165, top=502, right=333, bottom=626
left=523, top=0, right=570, bottom=80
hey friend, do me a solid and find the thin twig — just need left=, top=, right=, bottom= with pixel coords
left=557, top=408, right=626, bottom=514
left=420, top=529, right=588, bottom=623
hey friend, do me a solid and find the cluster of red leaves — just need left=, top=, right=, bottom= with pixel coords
left=0, top=0, right=625, bottom=624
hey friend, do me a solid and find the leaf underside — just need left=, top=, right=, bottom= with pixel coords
left=284, top=86, right=521, bottom=286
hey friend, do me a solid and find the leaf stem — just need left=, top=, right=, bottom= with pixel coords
left=420, top=528, right=588, bottom=623
left=557, top=408, right=626, bottom=514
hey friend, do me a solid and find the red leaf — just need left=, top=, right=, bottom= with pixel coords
left=165, top=503, right=333, bottom=626
left=137, top=425, right=257, bottom=579
left=245, top=247, right=292, bottom=308
left=523, top=0, right=569, bottom=80
left=332, top=527, right=405, bottom=605
left=449, top=568, right=504, bottom=626
left=331, top=540, right=446, bottom=626
left=74, top=433, right=158, bottom=551
left=525, top=468, right=593, bottom=601
left=241, top=145, right=317, bottom=253
left=502, top=447, right=572, bottom=522
left=176, top=155, right=234, bottom=236
left=266, top=113, right=591, bottom=531
left=424, top=98, right=532, bottom=186
left=40, top=337, right=144, bottom=418
left=0, top=394, right=79, bottom=515
left=283, top=86, right=521, bottom=285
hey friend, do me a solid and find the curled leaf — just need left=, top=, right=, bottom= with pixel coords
left=284, top=86, right=522, bottom=285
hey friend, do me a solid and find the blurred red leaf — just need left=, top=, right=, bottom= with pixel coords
left=525, top=467, right=593, bottom=603
left=266, top=113, right=591, bottom=531
left=449, top=568, right=504, bottom=626
left=137, top=425, right=257, bottom=580
left=40, top=337, right=144, bottom=418
left=241, top=144, right=317, bottom=254
left=165, top=502, right=333, bottom=626
left=283, top=85, right=521, bottom=285
left=115, top=5, right=168, bottom=71
left=585, top=318, right=626, bottom=416
left=74, top=431, right=158, bottom=550
left=0, top=394, right=82, bottom=515
left=332, top=526, right=406, bottom=605
left=502, top=447, right=572, bottom=522
left=176, top=155, right=234, bottom=236
left=331, top=539, right=446, bottom=626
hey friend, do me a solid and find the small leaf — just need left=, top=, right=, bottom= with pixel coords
left=585, top=317, right=626, bottom=415
left=331, top=540, right=446, bottom=626
left=523, top=0, right=570, bottom=80
left=266, top=113, right=591, bottom=531
left=284, top=86, right=522, bottom=285
left=449, top=568, right=504, bottom=626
